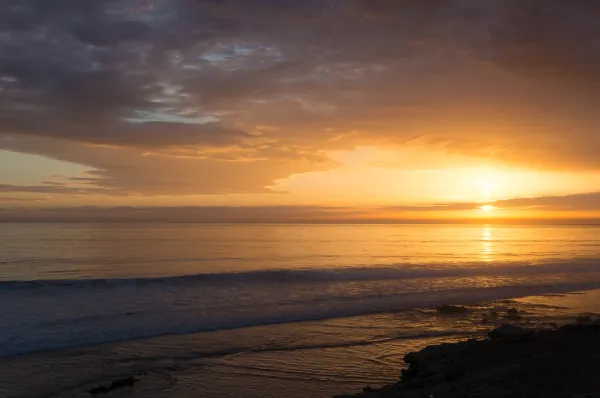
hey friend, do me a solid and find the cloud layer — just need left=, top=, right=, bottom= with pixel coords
left=2, top=191, right=600, bottom=222
left=1, top=0, right=600, bottom=196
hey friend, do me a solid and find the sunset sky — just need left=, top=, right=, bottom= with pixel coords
left=1, top=0, right=600, bottom=222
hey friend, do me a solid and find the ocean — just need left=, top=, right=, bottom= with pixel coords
left=2, top=223, right=600, bottom=397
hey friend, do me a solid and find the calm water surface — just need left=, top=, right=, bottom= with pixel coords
left=1, top=223, right=599, bottom=280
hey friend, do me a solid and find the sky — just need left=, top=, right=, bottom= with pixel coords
left=1, top=0, right=600, bottom=222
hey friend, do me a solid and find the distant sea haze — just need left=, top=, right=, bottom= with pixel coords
left=2, top=201, right=600, bottom=223
left=1, top=223, right=600, bottom=357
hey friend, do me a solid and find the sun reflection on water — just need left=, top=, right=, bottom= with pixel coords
left=481, top=225, right=493, bottom=262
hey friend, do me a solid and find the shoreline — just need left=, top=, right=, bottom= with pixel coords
left=339, top=320, right=600, bottom=398
left=5, top=279, right=600, bottom=358
left=3, top=289, right=600, bottom=398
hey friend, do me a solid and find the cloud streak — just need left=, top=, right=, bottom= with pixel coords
left=493, top=192, right=600, bottom=211
left=0, top=196, right=44, bottom=202
left=2, top=192, right=599, bottom=222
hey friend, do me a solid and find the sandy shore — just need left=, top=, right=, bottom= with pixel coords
left=339, top=320, right=600, bottom=398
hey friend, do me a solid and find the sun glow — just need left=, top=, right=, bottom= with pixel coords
left=478, top=177, right=494, bottom=201
left=480, top=205, right=494, bottom=212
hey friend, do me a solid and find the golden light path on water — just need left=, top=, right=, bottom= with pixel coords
left=481, top=225, right=494, bottom=262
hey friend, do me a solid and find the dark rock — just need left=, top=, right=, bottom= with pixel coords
left=109, top=377, right=140, bottom=390
left=88, top=386, right=110, bottom=395
left=576, top=315, right=592, bottom=324
left=505, top=314, right=522, bottom=320
left=362, top=386, right=376, bottom=393
left=536, top=329, right=554, bottom=338
left=403, top=352, right=419, bottom=365
left=488, top=325, right=534, bottom=342
left=401, top=366, right=419, bottom=378
left=504, top=308, right=522, bottom=320
left=444, top=367, right=466, bottom=382
left=589, top=324, right=600, bottom=331
left=435, top=305, right=469, bottom=315
left=559, top=323, right=585, bottom=332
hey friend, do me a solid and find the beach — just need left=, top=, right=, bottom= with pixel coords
left=3, top=288, right=600, bottom=398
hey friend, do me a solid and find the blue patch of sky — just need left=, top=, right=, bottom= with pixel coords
left=124, top=111, right=218, bottom=124
left=233, top=44, right=255, bottom=54
left=199, top=43, right=261, bottom=63
left=200, top=52, right=231, bottom=62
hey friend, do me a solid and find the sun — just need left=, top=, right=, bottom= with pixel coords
left=480, top=205, right=494, bottom=212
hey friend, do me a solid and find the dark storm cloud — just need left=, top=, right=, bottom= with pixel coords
left=1, top=0, right=600, bottom=195
left=488, top=0, right=600, bottom=81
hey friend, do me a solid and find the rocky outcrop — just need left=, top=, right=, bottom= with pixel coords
left=504, top=308, right=522, bottom=320
left=88, top=376, right=140, bottom=395
left=434, top=305, right=469, bottom=315
left=337, top=323, right=600, bottom=397
left=487, top=324, right=534, bottom=342
left=576, top=315, right=593, bottom=324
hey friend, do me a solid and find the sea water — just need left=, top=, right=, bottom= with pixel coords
left=1, top=223, right=600, bottom=397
